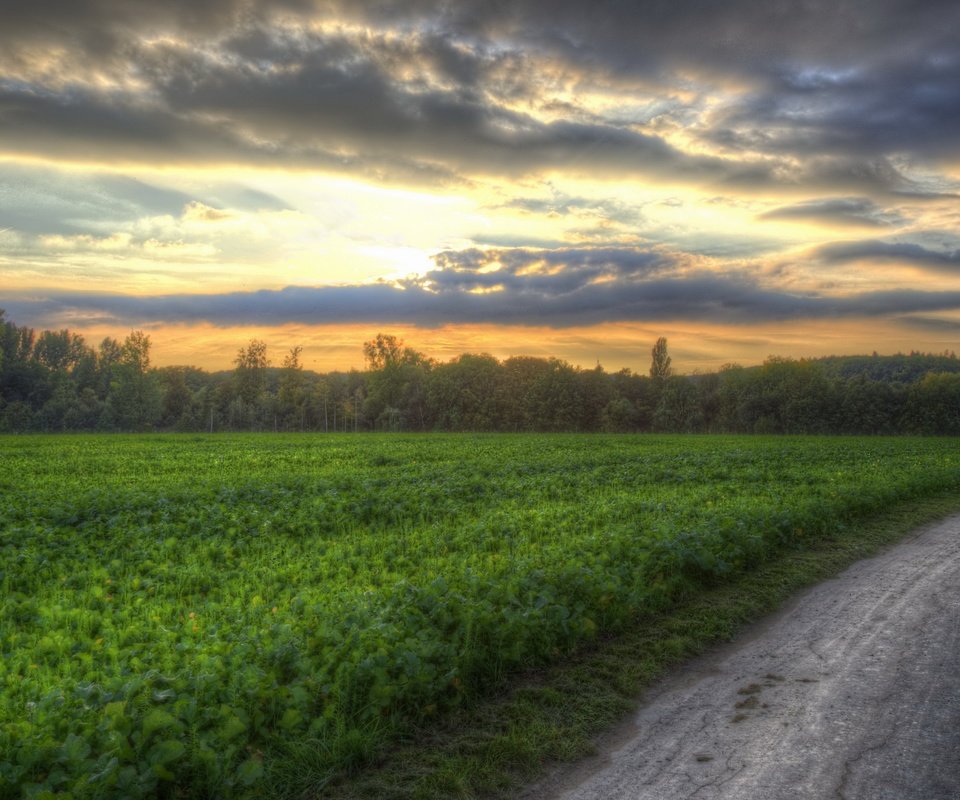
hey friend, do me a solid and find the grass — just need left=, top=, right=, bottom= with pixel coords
left=318, top=488, right=960, bottom=800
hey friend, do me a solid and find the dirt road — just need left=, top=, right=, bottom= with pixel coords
left=524, top=514, right=960, bottom=800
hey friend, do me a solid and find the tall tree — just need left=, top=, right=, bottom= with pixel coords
left=497, top=356, right=552, bottom=431
left=233, top=339, right=270, bottom=428
left=650, top=337, right=672, bottom=382
left=363, top=333, right=407, bottom=370
left=653, top=376, right=703, bottom=432
left=313, top=378, right=332, bottom=432
left=426, top=353, right=503, bottom=431
left=34, top=330, right=85, bottom=372
left=0, top=317, right=41, bottom=410
left=234, top=339, right=269, bottom=403
left=159, top=367, right=195, bottom=429
left=362, top=333, right=430, bottom=430
left=532, top=359, right=581, bottom=432
left=577, top=364, right=614, bottom=432
left=903, top=373, right=960, bottom=435
left=96, top=337, right=123, bottom=401
left=103, top=331, right=161, bottom=431
left=278, top=346, right=306, bottom=430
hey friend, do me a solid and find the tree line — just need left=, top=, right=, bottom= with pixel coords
left=1, top=311, right=958, bottom=435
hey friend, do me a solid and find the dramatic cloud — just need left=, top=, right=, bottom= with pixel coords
left=759, top=198, right=905, bottom=229
left=3, top=0, right=960, bottom=369
left=0, top=65, right=731, bottom=184
left=816, top=240, right=960, bottom=273
left=421, top=247, right=678, bottom=294
left=4, top=1, right=958, bottom=188
left=8, top=246, right=960, bottom=331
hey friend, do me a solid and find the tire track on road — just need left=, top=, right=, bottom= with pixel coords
left=524, top=514, right=960, bottom=800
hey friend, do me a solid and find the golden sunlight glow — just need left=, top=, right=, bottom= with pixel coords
left=115, top=318, right=959, bottom=376
left=2, top=6, right=956, bottom=375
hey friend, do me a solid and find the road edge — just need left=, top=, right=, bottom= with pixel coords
left=309, top=489, right=960, bottom=800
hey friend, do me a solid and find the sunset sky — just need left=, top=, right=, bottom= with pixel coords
left=2, top=0, right=959, bottom=373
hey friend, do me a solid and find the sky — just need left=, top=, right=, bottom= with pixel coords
left=2, top=0, right=959, bottom=374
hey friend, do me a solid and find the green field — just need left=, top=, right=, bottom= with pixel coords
left=2, top=434, right=959, bottom=798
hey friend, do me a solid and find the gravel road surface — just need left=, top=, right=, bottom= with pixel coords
left=524, top=513, right=960, bottom=800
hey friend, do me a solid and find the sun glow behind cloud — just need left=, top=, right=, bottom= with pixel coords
left=2, top=1, right=960, bottom=371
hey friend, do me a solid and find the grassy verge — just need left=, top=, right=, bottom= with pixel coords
left=314, top=489, right=960, bottom=800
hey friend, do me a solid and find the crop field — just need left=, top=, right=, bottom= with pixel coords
left=2, top=434, right=959, bottom=798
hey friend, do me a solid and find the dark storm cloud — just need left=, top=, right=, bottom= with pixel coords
left=0, top=81, right=252, bottom=164
left=705, top=51, right=960, bottom=163
left=0, top=1, right=274, bottom=50
left=319, top=0, right=959, bottom=72
left=759, top=198, right=904, bottom=228
left=3, top=1, right=957, bottom=187
left=7, top=244, right=960, bottom=330
left=142, top=33, right=725, bottom=180
left=795, top=159, right=916, bottom=194
left=0, top=77, right=466, bottom=184
left=816, top=240, right=960, bottom=273
left=6, top=0, right=952, bottom=61
left=0, top=42, right=730, bottom=184
left=331, top=0, right=960, bottom=168
left=426, top=246, right=674, bottom=286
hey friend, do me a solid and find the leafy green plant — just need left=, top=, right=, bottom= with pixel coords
left=1, top=434, right=958, bottom=798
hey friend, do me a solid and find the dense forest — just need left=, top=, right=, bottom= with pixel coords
left=1, top=311, right=958, bottom=435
